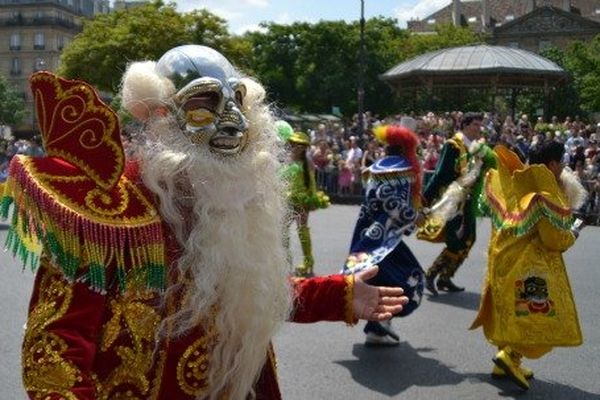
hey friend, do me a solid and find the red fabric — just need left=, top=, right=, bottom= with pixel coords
left=23, top=232, right=352, bottom=399
left=25, top=262, right=106, bottom=400
left=14, top=155, right=158, bottom=223
left=291, top=274, right=351, bottom=323
left=30, top=71, right=123, bottom=190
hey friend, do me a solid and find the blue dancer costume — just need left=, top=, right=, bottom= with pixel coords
left=342, top=125, right=424, bottom=345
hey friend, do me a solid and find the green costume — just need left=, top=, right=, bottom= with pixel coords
left=279, top=128, right=329, bottom=276
left=419, top=132, right=496, bottom=293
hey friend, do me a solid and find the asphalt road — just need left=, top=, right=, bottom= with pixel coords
left=1, top=205, right=599, bottom=399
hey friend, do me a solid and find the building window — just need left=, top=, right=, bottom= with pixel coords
left=507, top=42, right=519, bottom=48
left=33, top=58, right=47, bottom=71
left=468, top=16, right=477, bottom=23
left=505, top=15, right=514, bottom=21
left=9, top=33, right=21, bottom=50
left=34, top=32, right=45, bottom=50
left=11, top=58, right=21, bottom=76
left=57, top=35, right=64, bottom=50
left=539, top=40, right=552, bottom=51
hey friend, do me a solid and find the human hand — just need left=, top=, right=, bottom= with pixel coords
left=352, top=266, right=408, bottom=321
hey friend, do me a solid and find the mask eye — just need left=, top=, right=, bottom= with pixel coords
left=183, top=92, right=221, bottom=113
left=235, top=90, right=244, bottom=107
left=185, top=108, right=215, bottom=127
left=231, top=81, right=246, bottom=107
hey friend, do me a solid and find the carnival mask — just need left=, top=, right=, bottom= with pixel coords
left=522, top=276, right=549, bottom=302
left=155, top=45, right=249, bottom=155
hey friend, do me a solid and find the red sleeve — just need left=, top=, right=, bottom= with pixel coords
left=290, top=274, right=357, bottom=325
left=22, top=260, right=106, bottom=400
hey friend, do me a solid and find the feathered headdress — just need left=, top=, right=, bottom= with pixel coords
left=373, top=124, right=422, bottom=206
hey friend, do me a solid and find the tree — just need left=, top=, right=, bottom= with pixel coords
left=246, top=18, right=409, bottom=117
left=534, top=46, right=582, bottom=120
left=401, top=24, right=484, bottom=60
left=564, top=35, right=600, bottom=114
left=245, top=20, right=483, bottom=117
left=517, top=40, right=600, bottom=121
left=0, top=74, right=27, bottom=126
left=186, top=9, right=253, bottom=71
left=59, top=2, right=247, bottom=93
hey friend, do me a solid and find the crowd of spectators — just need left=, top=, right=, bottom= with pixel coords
left=297, top=111, right=600, bottom=224
left=0, top=136, right=44, bottom=183
left=2, top=114, right=599, bottom=224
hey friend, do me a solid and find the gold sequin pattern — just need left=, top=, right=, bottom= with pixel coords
left=22, top=260, right=81, bottom=399
left=176, top=326, right=217, bottom=396
left=95, top=290, right=161, bottom=399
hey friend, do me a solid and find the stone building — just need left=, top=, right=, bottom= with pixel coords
left=0, top=0, right=109, bottom=134
left=408, top=0, right=600, bottom=53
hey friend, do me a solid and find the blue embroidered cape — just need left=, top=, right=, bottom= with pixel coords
left=342, top=155, right=424, bottom=315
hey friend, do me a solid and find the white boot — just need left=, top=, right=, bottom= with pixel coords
left=379, top=319, right=399, bottom=341
left=365, top=332, right=399, bottom=347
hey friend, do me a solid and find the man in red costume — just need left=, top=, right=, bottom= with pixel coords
left=1, top=45, right=407, bottom=399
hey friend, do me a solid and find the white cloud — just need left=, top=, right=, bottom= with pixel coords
left=394, top=0, right=450, bottom=27
left=274, top=12, right=292, bottom=25
left=175, top=0, right=267, bottom=13
left=234, top=23, right=268, bottom=35
left=243, top=0, right=269, bottom=7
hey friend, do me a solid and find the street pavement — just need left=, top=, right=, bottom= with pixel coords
left=1, top=204, right=599, bottom=399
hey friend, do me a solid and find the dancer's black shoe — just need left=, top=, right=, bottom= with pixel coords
left=425, top=273, right=438, bottom=296
left=436, top=277, right=464, bottom=292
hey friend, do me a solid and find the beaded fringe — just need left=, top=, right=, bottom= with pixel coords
left=1, top=163, right=166, bottom=294
left=482, top=183, right=574, bottom=237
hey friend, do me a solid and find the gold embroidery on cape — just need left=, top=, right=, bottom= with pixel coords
left=19, top=157, right=158, bottom=225
left=176, top=326, right=217, bottom=396
left=32, top=73, right=123, bottom=191
left=492, top=241, right=582, bottom=346
left=22, top=261, right=81, bottom=399
left=96, top=290, right=161, bottom=400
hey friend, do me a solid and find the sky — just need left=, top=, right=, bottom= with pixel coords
left=172, top=0, right=451, bottom=34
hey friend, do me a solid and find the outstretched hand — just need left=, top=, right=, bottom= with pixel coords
left=352, top=266, right=408, bottom=321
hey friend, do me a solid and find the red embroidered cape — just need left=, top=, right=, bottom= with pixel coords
left=2, top=72, right=357, bottom=399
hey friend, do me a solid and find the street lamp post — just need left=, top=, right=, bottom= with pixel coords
left=357, top=0, right=366, bottom=138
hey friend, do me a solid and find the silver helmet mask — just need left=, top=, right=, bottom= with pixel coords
left=155, top=45, right=249, bottom=155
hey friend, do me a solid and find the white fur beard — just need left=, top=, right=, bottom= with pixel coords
left=137, top=115, right=292, bottom=399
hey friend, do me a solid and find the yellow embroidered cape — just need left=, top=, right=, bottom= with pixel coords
left=471, top=146, right=582, bottom=353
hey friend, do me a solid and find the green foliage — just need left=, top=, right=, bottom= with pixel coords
left=59, top=2, right=249, bottom=93
left=402, top=24, right=484, bottom=60
left=538, top=46, right=582, bottom=119
left=59, top=2, right=188, bottom=92
left=564, top=36, right=600, bottom=113
left=244, top=20, right=481, bottom=117
left=0, top=74, right=27, bottom=126
left=246, top=18, right=409, bottom=117
left=521, top=38, right=600, bottom=120
left=186, top=9, right=253, bottom=70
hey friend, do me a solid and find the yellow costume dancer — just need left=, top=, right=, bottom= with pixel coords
left=471, top=143, right=587, bottom=390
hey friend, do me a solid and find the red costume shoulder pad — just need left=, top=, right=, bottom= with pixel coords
left=1, top=72, right=165, bottom=293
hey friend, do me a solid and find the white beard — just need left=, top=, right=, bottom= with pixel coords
left=136, top=109, right=292, bottom=399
